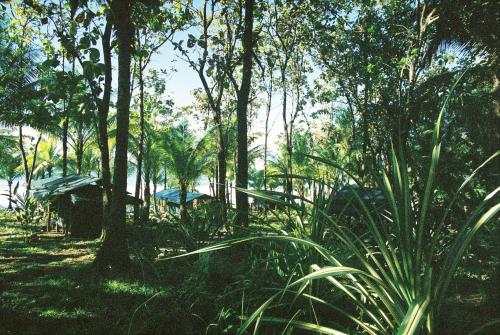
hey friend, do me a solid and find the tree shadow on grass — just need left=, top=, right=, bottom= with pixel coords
left=0, top=221, right=207, bottom=335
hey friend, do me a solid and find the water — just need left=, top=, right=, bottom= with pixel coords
left=0, top=179, right=22, bottom=209
left=0, top=175, right=216, bottom=209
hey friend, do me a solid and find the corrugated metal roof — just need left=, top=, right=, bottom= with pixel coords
left=32, top=175, right=101, bottom=201
left=331, top=186, right=386, bottom=214
left=155, top=188, right=211, bottom=205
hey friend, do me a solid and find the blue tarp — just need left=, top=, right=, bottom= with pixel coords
left=155, top=188, right=210, bottom=205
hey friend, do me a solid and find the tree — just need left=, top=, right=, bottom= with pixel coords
left=431, top=0, right=500, bottom=151
left=32, top=137, right=59, bottom=178
left=172, top=0, right=245, bottom=226
left=0, top=6, right=49, bottom=193
left=131, top=3, right=177, bottom=223
left=94, top=0, right=134, bottom=273
left=234, top=0, right=255, bottom=227
left=265, top=0, right=303, bottom=196
left=160, top=123, right=211, bottom=226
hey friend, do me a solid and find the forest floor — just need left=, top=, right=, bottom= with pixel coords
left=0, top=210, right=498, bottom=335
left=0, top=211, right=227, bottom=335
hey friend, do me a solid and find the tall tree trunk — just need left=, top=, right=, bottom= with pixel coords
left=263, top=71, right=272, bottom=191
left=209, top=175, right=214, bottom=196
left=94, top=0, right=133, bottom=273
left=163, top=164, right=167, bottom=189
left=215, top=112, right=227, bottom=225
left=134, top=37, right=145, bottom=224
left=214, top=163, right=219, bottom=198
left=281, top=68, right=292, bottom=196
left=99, top=16, right=113, bottom=239
left=19, top=129, right=42, bottom=195
left=26, top=134, right=42, bottom=192
left=235, top=0, right=254, bottom=227
left=179, top=181, right=188, bottom=226
left=61, top=52, right=69, bottom=177
left=153, top=179, right=157, bottom=214
left=76, top=139, right=83, bottom=174
left=142, top=144, right=151, bottom=223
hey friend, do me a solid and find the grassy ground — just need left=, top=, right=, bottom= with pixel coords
left=0, top=211, right=231, bottom=335
left=1, top=210, right=497, bottom=334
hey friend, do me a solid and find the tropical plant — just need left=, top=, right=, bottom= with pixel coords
left=160, top=122, right=212, bottom=226
left=172, top=89, right=499, bottom=334
left=31, top=137, right=60, bottom=178
left=13, top=193, right=41, bottom=227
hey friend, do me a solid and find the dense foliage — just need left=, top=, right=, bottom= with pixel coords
left=0, top=0, right=498, bottom=334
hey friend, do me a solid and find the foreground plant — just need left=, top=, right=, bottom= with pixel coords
left=169, top=88, right=499, bottom=334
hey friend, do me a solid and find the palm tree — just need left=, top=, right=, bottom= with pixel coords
left=431, top=0, right=500, bottom=125
left=32, top=137, right=60, bottom=178
left=160, top=123, right=212, bottom=225
left=79, top=145, right=101, bottom=177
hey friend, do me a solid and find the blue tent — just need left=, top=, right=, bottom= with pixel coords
left=155, top=188, right=212, bottom=206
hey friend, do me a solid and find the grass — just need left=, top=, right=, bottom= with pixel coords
left=0, top=211, right=236, bottom=335
left=0, top=193, right=497, bottom=335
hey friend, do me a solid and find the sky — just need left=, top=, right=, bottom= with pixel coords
left=146, top=33, right=289, bottom=154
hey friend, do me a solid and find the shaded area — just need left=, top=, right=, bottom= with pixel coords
left=0, top=212, right=239, bottom=335
left=0, top=210, right=497, bottom=335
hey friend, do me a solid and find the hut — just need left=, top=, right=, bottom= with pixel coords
left=155, top=188, right=213, bottom=212
left=330, top=186, right=386, bottom=216
left=32, top=175, right=140, bottom=238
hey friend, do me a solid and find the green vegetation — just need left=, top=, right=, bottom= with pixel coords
left=0, top=213, right=247, bottom=335
left=1, top=0, right=499, bottom=334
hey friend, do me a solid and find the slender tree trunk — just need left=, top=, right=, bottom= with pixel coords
left=94, top=0, right=133, bottom=273
left=142, top=146, right=151, bottom=222
left=179, top=182, right=188, bottom=226
left=215, top=112, right=227, bottom=224
left=61, top=53, right=69, bottom=177
left=153, top=180, right=157, bottom=214
left=134, top=38, right=145, bottom=224
left=263, top=71, right=273, bottom=191
left=19, top=126, right=29, bottom=185
left=7, top=180, right=12, bottom=210
left=99, top=16, right=113, bottom=239
left=76, top=143, right=83, bottom=175
left=25, top=134, right=42, bottom=193
left=208, top=176, right=214, bottom=196
left=281, top=68, right=292, bottom=196
left=235, top=0, right=254, bottom=227
left=163, top=164, right=167, bottom=189
left=214, top=164, right=219, bottom=198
